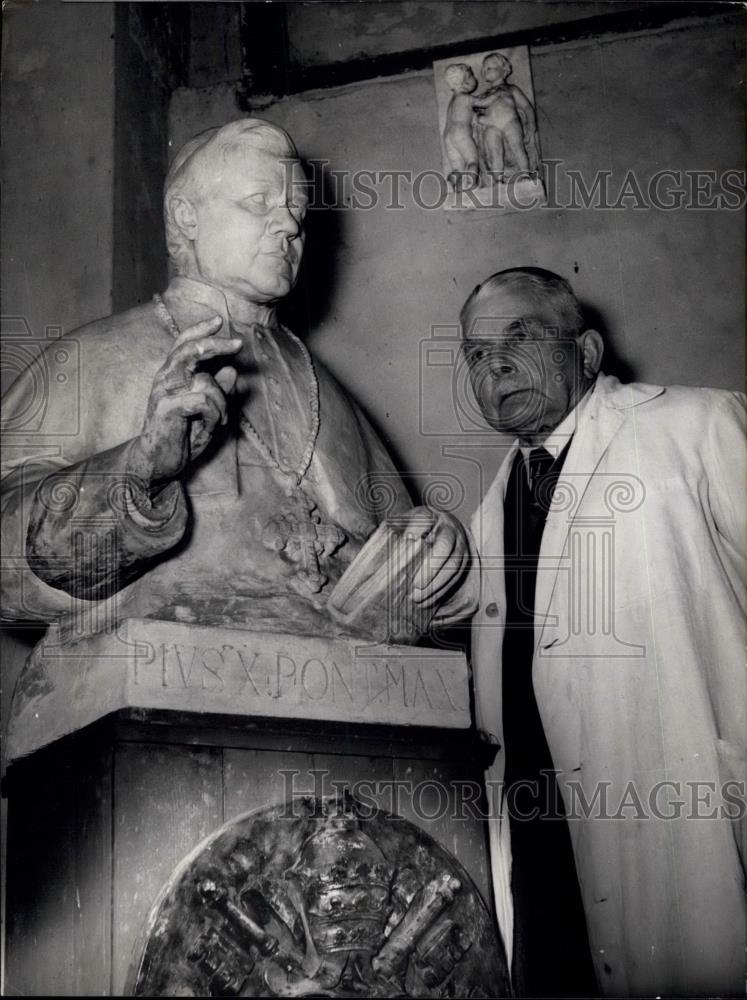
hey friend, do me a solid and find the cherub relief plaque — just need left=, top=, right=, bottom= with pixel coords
left=433, top=45, right=545, bottom=211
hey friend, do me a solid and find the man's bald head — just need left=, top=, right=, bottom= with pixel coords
left=460, top=267, right=585, bottom=339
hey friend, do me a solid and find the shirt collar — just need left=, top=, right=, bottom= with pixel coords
left=519, top=376, right=598, bottom=462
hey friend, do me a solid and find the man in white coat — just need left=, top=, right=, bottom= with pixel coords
left=459, top=267, right=745, bottom=996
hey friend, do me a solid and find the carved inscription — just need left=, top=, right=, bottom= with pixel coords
left=132, top=639, right=466, bottom=716
left=6, top=620, right=471, bottom=763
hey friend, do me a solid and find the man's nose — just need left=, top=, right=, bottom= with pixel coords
left=268, top=203, right=302, bottom=239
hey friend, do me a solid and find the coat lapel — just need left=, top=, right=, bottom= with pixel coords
left=534, top=374, right=665, bottom=647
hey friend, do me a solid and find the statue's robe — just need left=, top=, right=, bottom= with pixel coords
left=2, top=277, right=460, bottom=639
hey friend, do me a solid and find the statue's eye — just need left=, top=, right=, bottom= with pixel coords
left=244, top=193, right=268, bottom=211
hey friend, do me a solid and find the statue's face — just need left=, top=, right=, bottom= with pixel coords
left=482, top=58, right=509, bottom=85
left=192, top=145, right=307, bottom=303
left=461, top=285, right=585, bottom=440
left=459, top=70, right=478, bottom=94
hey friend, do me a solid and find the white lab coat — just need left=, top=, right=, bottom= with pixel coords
left=469, top=373, right=746, bottom=996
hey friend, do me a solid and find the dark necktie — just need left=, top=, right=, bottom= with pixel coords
left=523, top=446, right=558, bottom=540
left=526, top=445, right=556, bottom=500
left=503, top=438, right=598, bottom=996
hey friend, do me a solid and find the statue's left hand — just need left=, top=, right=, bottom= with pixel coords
left=388, top=506, right=469, bottom=610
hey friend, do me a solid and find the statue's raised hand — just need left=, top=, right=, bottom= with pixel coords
left=129, top=316, right=242, bottom=490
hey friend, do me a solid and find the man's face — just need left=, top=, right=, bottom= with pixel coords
left=191, top=145, right=307, bottom=303
left=461, top=285, right=586, bottom=441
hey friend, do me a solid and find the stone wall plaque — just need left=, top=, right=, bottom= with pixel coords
left=7, top=617, right=471, bottom=760
left=127, top=793, right=509, bottom=998
left=433, top=44, right=546, bottom=211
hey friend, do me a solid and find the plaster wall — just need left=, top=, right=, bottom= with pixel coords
left=1, top=1, right=116, bottom=340
left=112, top=2, right=188, bottom=310
left=170, top=16, right=744, bottom=518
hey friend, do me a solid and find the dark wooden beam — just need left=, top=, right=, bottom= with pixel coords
left=237, top=0, right=738, bottom=107
left=237, top=1, right=291, bottom=99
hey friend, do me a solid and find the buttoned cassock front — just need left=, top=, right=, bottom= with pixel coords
left=468, top=373, right=746, bottom=996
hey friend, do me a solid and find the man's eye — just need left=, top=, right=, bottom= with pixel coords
left=290, top=202, right=307, bottom=219
left=469, top=348, right=487, bottom=362
left=506, top=325, right=528, bottom=341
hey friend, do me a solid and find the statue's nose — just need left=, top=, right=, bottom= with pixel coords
left=269, top=203, right=302, bottom=239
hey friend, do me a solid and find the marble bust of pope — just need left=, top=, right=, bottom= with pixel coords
left=1, top=118, right=472, bottom=641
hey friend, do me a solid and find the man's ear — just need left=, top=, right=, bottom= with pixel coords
left=169, top=195, right=198, bottom=240
left=579, top=329, right=604, bottom=378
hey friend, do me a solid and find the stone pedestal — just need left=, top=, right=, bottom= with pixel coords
left=3, top=619, right=500, bottom=996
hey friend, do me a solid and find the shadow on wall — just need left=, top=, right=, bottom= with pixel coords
left=278, top=161, right=638, bottom=498
left=280, top=168, right=345, bottom=341
left=585, top=304, right=636, bottom=383
left=277, top=166, right=416, bottom=484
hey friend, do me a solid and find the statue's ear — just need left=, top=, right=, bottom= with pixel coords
left=169, top=195, right=198, bottom=240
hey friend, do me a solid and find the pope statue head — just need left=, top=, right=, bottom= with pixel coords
left=163, top=119, right=308, bottom=308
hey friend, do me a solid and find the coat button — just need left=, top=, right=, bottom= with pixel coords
left=485, top=603, right=499, bottom=618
